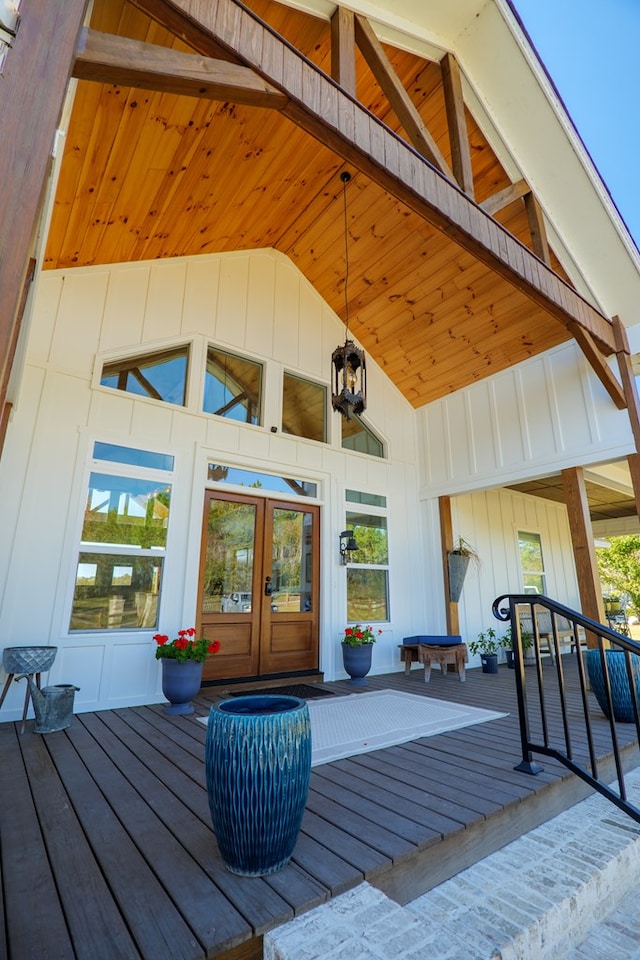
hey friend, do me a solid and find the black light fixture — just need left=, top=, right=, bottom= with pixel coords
left=332, top=171, right=367, bottom=421
left=339, top=529, right=359, bottom=565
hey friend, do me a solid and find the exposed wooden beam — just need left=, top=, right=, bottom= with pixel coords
left=439, top=496, right=460, bottom=636
left=567, top=321, right=626, bottom=410
left=524, top=191, right=550, bottom=265
left=481, top=178, right=530, bottom=217
left=612, top=315, right=640, bottom=450
left=0, top=0, right=89, bottom=420
left=353, top=13, right=454, bottom=180
left=561, top=466, right=606, bottom=639
left=330, top=7, right=356, bottom=98
left=73, top=29, right=288, bottom=108
left=129, top=0, right=617, bottom=357
left=440, top=53, right=474, bottom=197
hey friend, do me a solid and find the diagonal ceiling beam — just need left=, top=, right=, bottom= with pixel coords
left=73, top=28, right=288, bottom=108
left=352, top=13, right=454, bottom=181
left=130, top=0, right=620, bottom=376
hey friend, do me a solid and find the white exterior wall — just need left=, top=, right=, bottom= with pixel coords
left=0, top=249, right=432, bottom=719
left=423, top=487, right=580, bottom=667
left=418, top=340, right=636, bottom=497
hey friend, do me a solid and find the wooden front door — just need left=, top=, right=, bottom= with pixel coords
left=197, top=491, right=320, bottom=681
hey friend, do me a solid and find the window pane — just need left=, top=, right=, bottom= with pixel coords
left=271, top=509, right=313, bottom=613
left=82, top=474, right=171, bottom=549
left=347, top=511, right=388, bottom=564
left=204, top=348, right=262, bottom=424
left=207, top=464, right=317, bottom=498
left=519, top=531, right=546, bottom=594
left=342, top=415, right=384, bottom=457
left=101, top=347, right=188, bottom=406
left=282, top=373, right=326, bottom=442
left=201, top=499, right=256, bottom=614
left=70, top=553, right=162, bottom=630
left=93, top=442, right=174, bottom=471
left=346, top=490, right=387, bottom=508
left=347, top=569, right=388, bottom=622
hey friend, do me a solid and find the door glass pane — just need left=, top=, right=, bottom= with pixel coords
left=270, top=509, right=313, bottom=613
left=347, top=569, right=389, bottom=622
left=202, top=500, right=256, bottom=614
left=70, top=553, right=162, bottom=630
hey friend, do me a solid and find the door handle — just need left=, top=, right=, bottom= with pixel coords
left=264, top=576, right=273, bottom=596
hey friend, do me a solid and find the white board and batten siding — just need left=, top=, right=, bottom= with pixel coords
left=418, top=342, right=636, bottom=497
left=0, top=249, right=429, bottom=718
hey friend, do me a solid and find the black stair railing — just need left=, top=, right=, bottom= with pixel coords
left=492, top=593, right=640, bottom=823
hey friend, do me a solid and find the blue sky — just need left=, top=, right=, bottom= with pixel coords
left=514, top=0, right=640, bottom=246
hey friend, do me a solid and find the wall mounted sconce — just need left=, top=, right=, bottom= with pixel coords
left=339, top=529, right=358, bottom=565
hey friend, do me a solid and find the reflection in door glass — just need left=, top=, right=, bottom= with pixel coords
left=202, top=500, right=256, bottom=614
left=271, top=509, right=313, bottom=613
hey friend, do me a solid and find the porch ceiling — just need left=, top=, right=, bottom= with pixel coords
left=45, top=0, right=599, bottom=407
left=508, top=475, right=637, bottom=524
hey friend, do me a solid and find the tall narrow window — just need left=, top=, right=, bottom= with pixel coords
left=69, top=444, right=173, bottom=631
left=345, top=493, right=389, bottom=622
left=101, top=346, right=189, bottom=406
left=282, top=373, right=327, bottom=443
left=518, top=531, right=546, bottom=595
left=203, top=347, right=263, bottom=424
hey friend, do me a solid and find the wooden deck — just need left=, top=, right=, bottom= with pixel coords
left=1, top=658, right=639, bottom=960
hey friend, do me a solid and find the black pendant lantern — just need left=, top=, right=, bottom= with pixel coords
left=332, top=171, right=367, bottom=421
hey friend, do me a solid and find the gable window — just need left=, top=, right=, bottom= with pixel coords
left=69, top=443, right=173, bottom=632
left=101, top=346, right=189, bottom=406
left=342, top=414, right=385, bottom=458
left=518, top=531, right=546, bottom=595
left=345, top=491, right=389, bottom=622
left=204, top=347, right=262, bottom=424
left=282, top=373, right=327, bottom=443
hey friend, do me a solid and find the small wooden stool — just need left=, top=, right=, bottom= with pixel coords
left=418, top=643, right=468, bottom=682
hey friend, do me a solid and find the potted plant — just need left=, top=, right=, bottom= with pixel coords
left=499, top=625, right=534, bottom=668
left=447, top=537, right=480, bottom=603
left=341, top=624, right=382, bottom=686
left=154, top=627, right=221, bottom=715
left=468, top=627, right=499, bottom=674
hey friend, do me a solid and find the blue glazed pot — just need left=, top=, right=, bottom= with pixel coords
left=586, top=649, right=640, bottom=723
left=205, top=695, right=312, bottom=876
left=342, top=642, right=373, bottom=686
left=161, top=658, right=203, bottom=715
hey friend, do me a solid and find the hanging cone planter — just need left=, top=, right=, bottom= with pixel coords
left=448, top=552, right=470, bottom=602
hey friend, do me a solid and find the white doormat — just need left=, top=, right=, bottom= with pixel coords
left=199, top=690, right=507, bottom=766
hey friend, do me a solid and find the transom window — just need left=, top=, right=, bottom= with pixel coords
left=101, top=346, right=189, bottom=406
left=282, top=373, right=327, bottom=443
left=204, top=347, right=262, bottom=424
left=342, top=414, right=385, bottom=458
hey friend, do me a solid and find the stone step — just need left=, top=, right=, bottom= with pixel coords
left=264, top=767, right=640, bottom=960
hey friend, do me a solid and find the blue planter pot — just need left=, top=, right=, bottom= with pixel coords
left=586, top=649, right=640, bottom=723
left=480, top=653, right=499, bottom=674
left=341, top=642, right=373, bottom=686
left=161, top=658, right=203, bottom=715
left=205, top=695, right=311, bottom=876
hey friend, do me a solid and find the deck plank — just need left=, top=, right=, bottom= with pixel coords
left=17, top=729, right=143, bottom=960
left=0, top=724, right=75, bottom=960
left=2, top=658, right=639, bottom=960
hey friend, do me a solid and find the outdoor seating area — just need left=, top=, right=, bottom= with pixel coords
left=1, top=659, right=639, bottom=960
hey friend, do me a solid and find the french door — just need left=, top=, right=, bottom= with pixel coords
left=197, top=491, right=320, bottom=681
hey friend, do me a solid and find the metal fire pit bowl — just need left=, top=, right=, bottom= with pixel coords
left=3, top=646, right=58, bottom=675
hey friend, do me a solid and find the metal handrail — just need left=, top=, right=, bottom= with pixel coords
left=492, top=593, right=640, bottom=823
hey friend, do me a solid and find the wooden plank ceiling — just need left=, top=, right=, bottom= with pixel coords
left=45, top=0, right=592, bottom=407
